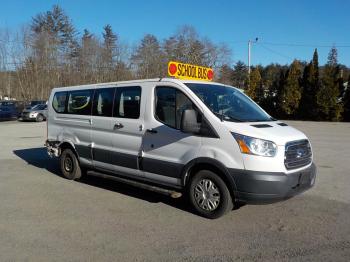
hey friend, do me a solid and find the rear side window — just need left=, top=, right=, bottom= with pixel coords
left=67, top=90, right=93, bottom=115
left=114, top=86, right=141, bottom=119
left=52, top=92, right=67, bottom=113
left=92, top=88, right=115, bottom=117
left=155, top=86, right=196, bottom=129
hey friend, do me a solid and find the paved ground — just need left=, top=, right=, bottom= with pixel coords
left=0, top=120, right=349, bottom=261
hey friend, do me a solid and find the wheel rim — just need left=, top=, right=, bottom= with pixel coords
left=194, top=179, right=220, bottom=211
left=64, top=156, right=73, bottom=173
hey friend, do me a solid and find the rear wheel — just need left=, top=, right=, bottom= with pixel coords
left=189, top=170, right=233, bottom=219
left=60, top=148, right=82, bottom=180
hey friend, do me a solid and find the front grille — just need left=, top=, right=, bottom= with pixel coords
left=285, top=139, right=312, bottom=170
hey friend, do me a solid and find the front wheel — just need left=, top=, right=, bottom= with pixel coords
left=189, top=170, right=233, bottom=219
left=36, top=114, right=44, bottom=122
left=60, top=148, right=82, bottom=180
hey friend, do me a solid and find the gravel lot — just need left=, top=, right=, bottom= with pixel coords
left=0, top=120, right=349, bottom=261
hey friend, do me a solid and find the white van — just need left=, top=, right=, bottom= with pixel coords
left=45, top=78, right=316, bottom=218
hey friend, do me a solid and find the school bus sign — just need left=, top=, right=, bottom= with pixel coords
left=168, top=61, right=214, bottom=81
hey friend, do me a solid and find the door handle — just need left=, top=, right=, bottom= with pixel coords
left=146, top=128, right=157, bottom=134
left=114, top=123, right=124, bottom=130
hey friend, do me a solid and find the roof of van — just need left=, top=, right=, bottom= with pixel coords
left=51, top=78, right=231, bottom=91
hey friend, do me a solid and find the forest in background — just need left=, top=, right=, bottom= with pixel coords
left=0, top=5, right=349, bottom=121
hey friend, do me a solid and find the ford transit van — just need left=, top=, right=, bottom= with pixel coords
left=45, top=78, right=316, bottom=218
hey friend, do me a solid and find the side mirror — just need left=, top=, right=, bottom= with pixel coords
left=181, top=109, right=201, bottom=134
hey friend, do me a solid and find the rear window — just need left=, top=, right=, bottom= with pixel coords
left=92, top=88, right=115, bottom=117
left=52, top=92, right=67, bottom=113
left=114, top=86, right=141, bottom=119
left=67, top=90, right=93, bottom=115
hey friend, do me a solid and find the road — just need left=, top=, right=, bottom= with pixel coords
left=0, top=120, right=349, bottom=261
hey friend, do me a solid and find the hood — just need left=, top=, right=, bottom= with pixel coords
left=223, top=121, right=308, bottom=146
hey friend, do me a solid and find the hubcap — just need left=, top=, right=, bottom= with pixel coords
left=64, top=156, right=73, bottom=173
left=194, top=179, right=220, bottom=211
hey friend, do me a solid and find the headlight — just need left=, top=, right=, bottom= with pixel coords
left=30, top=112, right=38, bottom=117
left=232, top=133, right=277, bottom=157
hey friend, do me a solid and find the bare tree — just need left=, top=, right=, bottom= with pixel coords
left=131, top=34, right=165, bottom=78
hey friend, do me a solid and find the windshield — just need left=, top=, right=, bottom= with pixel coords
left=32, top=104, right=47, bottom=110
left=185, top=83, right=273, bottom=122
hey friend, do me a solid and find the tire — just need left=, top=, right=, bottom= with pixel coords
left=36, top=114, right=44, bottom=122
left=60, top=148, right=82, bottom=180
left=188, top=170, right=233, bottom=219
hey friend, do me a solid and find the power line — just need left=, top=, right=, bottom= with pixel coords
left=229, top=40, right=350, bottom=48
left=258, top=44, right=293, bottom=60
left=259, top=41, right=350, bottom=48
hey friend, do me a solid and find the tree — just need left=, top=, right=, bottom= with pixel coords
left=163, top=26, right=205, bottom=65
left=259, top=65, right=287, bottom=118
left=31, top=4, right=78, bottom=58
left=163, top=25, right=231, bottom=74
left=232, top=61, right=248, bottom=89
left=100, top=24, right=119, bottom=81
left=77, top=29, right=102, bottom=83
left=131, top=34, right=165, bottom=78
left=299, top=49, right=320, bottom=120
left=246, top=67, right=262, bottom=101
left=280, top=60, right=302, bottom=116
left=317, top=47, right=343, bottom=121
left=343, top=75, right=350, bottom=121
left=217, top=64, right=233, bottom=85
left=102, top=24, right=117, bottom=67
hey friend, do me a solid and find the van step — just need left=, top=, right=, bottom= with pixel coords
left=86, top=171, right=182, bottom=198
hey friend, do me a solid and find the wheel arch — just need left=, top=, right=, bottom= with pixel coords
left=59, top=141, right=79, bottom=158
left=181, top=157, right=238, bottom=200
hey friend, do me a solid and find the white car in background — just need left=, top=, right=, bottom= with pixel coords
left=21, top=104, right=48, bottom=122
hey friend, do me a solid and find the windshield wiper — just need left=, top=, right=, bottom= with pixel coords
left=246, top=117, right=277, bottom=122
left=213, top=112, right=243, bottom=122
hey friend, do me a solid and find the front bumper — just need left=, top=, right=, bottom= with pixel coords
left=230, top=163, right=316, bottom=204
left=21, top=113, right=36, bottom=120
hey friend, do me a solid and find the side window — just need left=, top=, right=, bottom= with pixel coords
left=67, top=90, right=93, bottom=115
left=114, top=86, right=141, bottom=119
left=52, top=91, right=67, bottom=113
left=92, top=88, right=115, bottom=117
left=155, top=87, right=176, bottom=128
left=176, top=91, right=195, bottom=129
left=155, top=86, right=199, bottom=129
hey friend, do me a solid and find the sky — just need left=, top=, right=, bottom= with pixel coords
left=0, top=0, right=349, bottom=66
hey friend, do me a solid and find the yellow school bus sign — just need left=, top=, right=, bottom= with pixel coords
left=168, top=61, right=214, bottom=81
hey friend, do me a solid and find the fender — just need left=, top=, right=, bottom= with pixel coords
left=58, top=140, right=78, bottom=156
left=181, top=157, right=238, bottom=193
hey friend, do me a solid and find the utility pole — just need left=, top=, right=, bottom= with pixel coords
left=248, top=37, right=258, bottom=75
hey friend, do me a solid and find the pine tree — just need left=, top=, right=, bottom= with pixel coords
left=343, top=75, right=350, bottom=121
left=246, top=67, right=262, bottom=101
left=102, top=24, right=117, bottom=67
left=262, top=66, right=287, bottom=118
left=337, top=68, right=345, bottom=98
left=317, top=47, right=343, bottom=121
left=31, top=5, right=78, bottom=57
left=232, top=61, right=248, bottom=89
left=280, top=60, right=302, bottom=116
left=82, top=29, right=92, bottom=42
left=299, top=49, right=320, bottom=120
